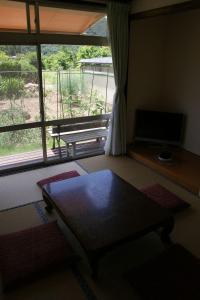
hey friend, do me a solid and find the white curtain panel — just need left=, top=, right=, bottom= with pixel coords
left=105, top=1, right=129, bottom=156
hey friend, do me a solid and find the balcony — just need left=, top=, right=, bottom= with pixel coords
left=0, top=70, right=114, bottom=172
left=0, top=140, right=106, bottom=171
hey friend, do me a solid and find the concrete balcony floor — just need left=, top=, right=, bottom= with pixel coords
left=0, top=140, right=105, bottom=171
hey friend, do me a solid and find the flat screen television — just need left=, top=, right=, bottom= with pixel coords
left=134, top=110, right=184, bottom=145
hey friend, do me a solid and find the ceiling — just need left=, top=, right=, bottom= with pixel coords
left=45, top=0, right=131, bottom=5
left=0, top=0, right=105, bottom=33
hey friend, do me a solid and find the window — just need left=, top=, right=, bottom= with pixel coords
left=39, top=6, right=104, bottom=35
left=0, top=1, right=110, bottom=172
left=0, top=46, right=40, bottom=126
left=0, top=1, right=106, bottom=35
left=84, top=16, right=108, bottom=37
left=0, top=1, right=27, bottom=32
left=41, top=44, right=113, bottom=121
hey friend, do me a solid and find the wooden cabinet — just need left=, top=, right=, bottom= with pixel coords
left=128, top=144, right=200, bottom=196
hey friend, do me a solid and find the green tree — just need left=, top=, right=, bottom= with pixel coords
left=0, top=46, right=36, bottom=56
left=21, top=52, right=38, bottom=68
left=43, top=50, right=76, bottom=71
left=0, top=78, right=25, bottom=100
left=0, top=108, right=40, bottom=149
left=0, top=56, right=21, bottom=77
left=0, top=51, right=9, bottom=61
left=18, top=52, right=38, bottom=83
left=76, top=46, right=111, bottom=61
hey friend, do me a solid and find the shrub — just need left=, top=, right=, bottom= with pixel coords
left=59, top=72, right=87, bottom=117
left=23, top=52, right=38, bottom=68
left=43, top=51, right=75, bottom=71
left=19, top=59, right=38, bottom=83
left=61, top=72, right=86, bottom=96
left=0, top=108, right=40, bottom=147
left=0, top=128, right=41, bottom=148
left=0, top=51, right=9, bottom=61
left=0, top=59, right=21, bottom=78
left=0, top=108, right=28, bottom=126
left=0, top=78, right=25, bottom=100
left=18, top=52, right=38, bottom=83
left=0, top=51, right=38, bottom=83
left=89, top=90, right=105, bottom=115
left=77, top=46, right=111, bottom=61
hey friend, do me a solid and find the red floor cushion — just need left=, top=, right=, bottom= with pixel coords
left=37, top=170, right=80, bottom=188
left=140, top=184, right=190, bottom=213
left=0, top=221, right=78, bottom=290
left=126, top=244, right=200, bottom=300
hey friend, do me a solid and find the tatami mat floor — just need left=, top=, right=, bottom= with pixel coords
left=0, top=155, right=200, bottom=299
left=0, top=161, right=87, bottom=211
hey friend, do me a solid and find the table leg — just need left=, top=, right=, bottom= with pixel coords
left=88, top=255, right=99, bottom=280
left=71, top=142, right=76, bottom=156
left=43, top=193, right=53, bottom=214
left=91, top=261, right=99, bottom=279
left=159, top=217, right=174, bottom=246
left=96, top=137, right=102, bottom=143
left=56, top=136, right=62, bottom=158
left=66, top=142, right=70, bottom=157
left=52, top=137, right=55, bottom=149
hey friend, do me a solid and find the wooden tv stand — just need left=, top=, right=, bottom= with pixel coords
left=128, top=144, right=200, bottom=196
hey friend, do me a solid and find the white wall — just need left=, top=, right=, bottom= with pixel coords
left=163, top=10, right=200, bottom=155
left=127, top=16, right=167, bottom=143
left=127, top=9, right=200, bottom=156
left=131, top=0, right=191, bottom=13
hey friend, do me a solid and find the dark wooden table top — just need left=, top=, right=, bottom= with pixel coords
left=42, top=169, right=172, bottom=253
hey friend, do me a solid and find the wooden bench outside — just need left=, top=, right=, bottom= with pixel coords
left=50, top=113, right=111, bottom=157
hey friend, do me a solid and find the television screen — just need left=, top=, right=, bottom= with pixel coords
left=134, top=110, right=184, bottom=145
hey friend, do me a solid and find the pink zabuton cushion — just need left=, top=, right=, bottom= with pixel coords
left=141, top=184, right=190, bottom=213
left=37, top=170, right=80, bottom=188
left=0, top=221, right=77, bottom=290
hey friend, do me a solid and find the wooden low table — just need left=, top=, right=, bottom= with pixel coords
left=42, top=169, right=174, bottom=277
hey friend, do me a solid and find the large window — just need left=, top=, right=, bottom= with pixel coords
left=41, top=44, right=113, bottom=121
left=0, top=0, right=111, bottom=172
left=39, top=6, right=105, bottom=35
left=0, top=1, right=106, bottom=36
left=0, top=46, right=40, bottom=126
left=0, top=1, right=27, bottom=32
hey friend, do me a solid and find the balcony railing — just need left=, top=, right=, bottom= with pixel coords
left=0, top=70, right=114, bottom=171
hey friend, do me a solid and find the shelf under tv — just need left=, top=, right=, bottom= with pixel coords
left=128, top=143, right=200, bottom=196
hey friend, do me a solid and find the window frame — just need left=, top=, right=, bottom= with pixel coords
left=0, top=0, right=109, bottom=174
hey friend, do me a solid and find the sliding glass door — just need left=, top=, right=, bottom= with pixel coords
left=0, top=0, right=110, bottom=173
left=40, top=44, right=114, bottom=161
left=0, top=45, right=44, bottom=170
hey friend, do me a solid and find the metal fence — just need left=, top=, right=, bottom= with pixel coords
left=0, top=70, right=115, bottom=125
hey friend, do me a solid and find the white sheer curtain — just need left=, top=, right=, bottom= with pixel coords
left=105, top=1, right=129, bottom=156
